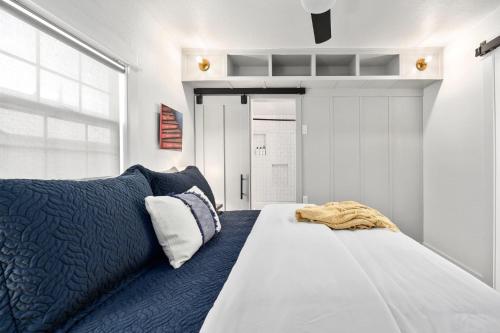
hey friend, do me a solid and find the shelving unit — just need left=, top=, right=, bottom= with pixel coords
left=182, top=48, right=443, bottom=88
left=315, top=54, right=357, bottom=76
left=272, top=54, right=312, bottom=76
left=359, top=54, right=400, bottom=76
left=227, top=54, right=269, bottom=77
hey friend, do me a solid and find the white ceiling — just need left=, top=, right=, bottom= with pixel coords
left=142, top=0, right=500, bottom=49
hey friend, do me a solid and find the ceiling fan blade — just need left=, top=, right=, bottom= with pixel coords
left=311, top=9, right=332, bottom=44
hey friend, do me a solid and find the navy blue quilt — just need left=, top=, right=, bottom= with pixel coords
left=0, top=171, right=161, bottom=332
left=66, top=210, right=259, bottom=333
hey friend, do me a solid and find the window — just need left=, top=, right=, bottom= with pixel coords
left=0, top=6, right=126, bottom=179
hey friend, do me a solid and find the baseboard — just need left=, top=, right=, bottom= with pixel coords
left=422, top=242, right=485, bottom=281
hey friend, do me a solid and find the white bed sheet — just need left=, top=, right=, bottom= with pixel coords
left=201, top=204, right=500, bottom=333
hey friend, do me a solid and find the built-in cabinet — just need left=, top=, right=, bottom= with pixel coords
left=188, top=48, right=432, bottom=243
left=301, top=92, right=422, bottom=241
left=182, top=48, right=443, bottom=89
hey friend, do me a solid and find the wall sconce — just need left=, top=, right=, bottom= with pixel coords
left=416, top=56, right=432, bottom=71
left=196, top=56, right=210, bottom=72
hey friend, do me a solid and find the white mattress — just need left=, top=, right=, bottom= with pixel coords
left=201, top=204, right=500, bottom=333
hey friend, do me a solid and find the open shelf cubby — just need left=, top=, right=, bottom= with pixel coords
left=316, top=54, right=357, bottom=76
left=227, top=54, right=269, bottom=77
left=359, top=54, right=400, bottom=76
left=272, top=54, right=312, bottom=76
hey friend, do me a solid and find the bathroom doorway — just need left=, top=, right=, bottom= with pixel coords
left=250, top=98, right=298, bottom=209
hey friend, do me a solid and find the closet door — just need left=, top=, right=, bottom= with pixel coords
left=225, top=103, right=250, bottom=210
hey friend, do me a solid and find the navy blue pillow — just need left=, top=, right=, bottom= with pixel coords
left=0, top=170, right=161, bottom=332
left=125, top=165, right=216, bottom=208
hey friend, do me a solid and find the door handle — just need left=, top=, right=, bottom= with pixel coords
left=240, top=174, right=248, bottom=200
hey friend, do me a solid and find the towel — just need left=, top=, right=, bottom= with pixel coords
left=295, top=201, right=399, bottom=232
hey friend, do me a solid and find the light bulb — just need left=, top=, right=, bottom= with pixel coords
left=196, top=56, right=210, bottom=72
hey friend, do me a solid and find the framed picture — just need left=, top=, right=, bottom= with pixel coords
left=159, top=104, right=183, bottom=151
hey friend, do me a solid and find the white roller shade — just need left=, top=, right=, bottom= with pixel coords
left=0, top=6, right=126, bottom=179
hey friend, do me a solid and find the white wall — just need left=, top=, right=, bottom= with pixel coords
left=496, top=52, right=500, bottom=290
left=423, top=6, right=500, bottom=285
left=302, top=89, right=423, bottom=241
left=26, top=0, right=195, bottom=171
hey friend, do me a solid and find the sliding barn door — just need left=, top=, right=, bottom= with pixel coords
left=196, top=99, right=225, bottom=206
left=224, top=102, right=250, bottom=210
left=195, top=96, right=250, bottom=210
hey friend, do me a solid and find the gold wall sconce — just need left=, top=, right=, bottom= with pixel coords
left=416, top=56, right=432, bottom=71
left=196, top=56, right=210, bottom=72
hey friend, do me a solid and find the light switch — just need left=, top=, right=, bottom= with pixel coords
left=302, top=124, right=308, bottom=135
left=303, top=195, right=308, bottom=204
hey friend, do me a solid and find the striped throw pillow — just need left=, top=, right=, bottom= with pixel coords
left=145, top=186, right=220, bottom=268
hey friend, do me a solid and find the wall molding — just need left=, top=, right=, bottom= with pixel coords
left=423, top=242, right=485, bottom=281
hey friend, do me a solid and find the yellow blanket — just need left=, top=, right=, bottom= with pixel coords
left=295, top=201, right=399, bottom=232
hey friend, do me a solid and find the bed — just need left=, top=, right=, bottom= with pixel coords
left=201, top=204, right=500, bottom=333
left=38, top=203, right=500, bottom=332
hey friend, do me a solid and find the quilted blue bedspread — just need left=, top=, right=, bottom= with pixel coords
left=0, top=171, right=162, bottom=332
left=65, top=210, right=259, bottom=332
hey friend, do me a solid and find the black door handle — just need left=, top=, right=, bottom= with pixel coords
left=240, top=174, right=244, bottom=200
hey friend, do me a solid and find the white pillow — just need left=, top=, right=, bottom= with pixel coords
left=145, top=186, right=220, bottom=268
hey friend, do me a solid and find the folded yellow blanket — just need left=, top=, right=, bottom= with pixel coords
left=295, top=201, right=399, bottom=232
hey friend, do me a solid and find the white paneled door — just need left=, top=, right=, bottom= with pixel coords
left=195, top=96, right=250, bottom=211
left=225, top=102, right=250, bottom=210
left=201, top=102, right=225, bottom=206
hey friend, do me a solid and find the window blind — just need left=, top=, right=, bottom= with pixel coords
left=0, top=5, right=126, bottom=179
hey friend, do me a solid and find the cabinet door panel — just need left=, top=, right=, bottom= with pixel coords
left=302, top=96, right=331, bottom=204
left=333, top=97, right=360, bottom=202
left=360, top=97, right=390, bottom=216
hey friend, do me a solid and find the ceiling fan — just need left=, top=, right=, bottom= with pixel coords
left=300, top=0, right=336, bottom=44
